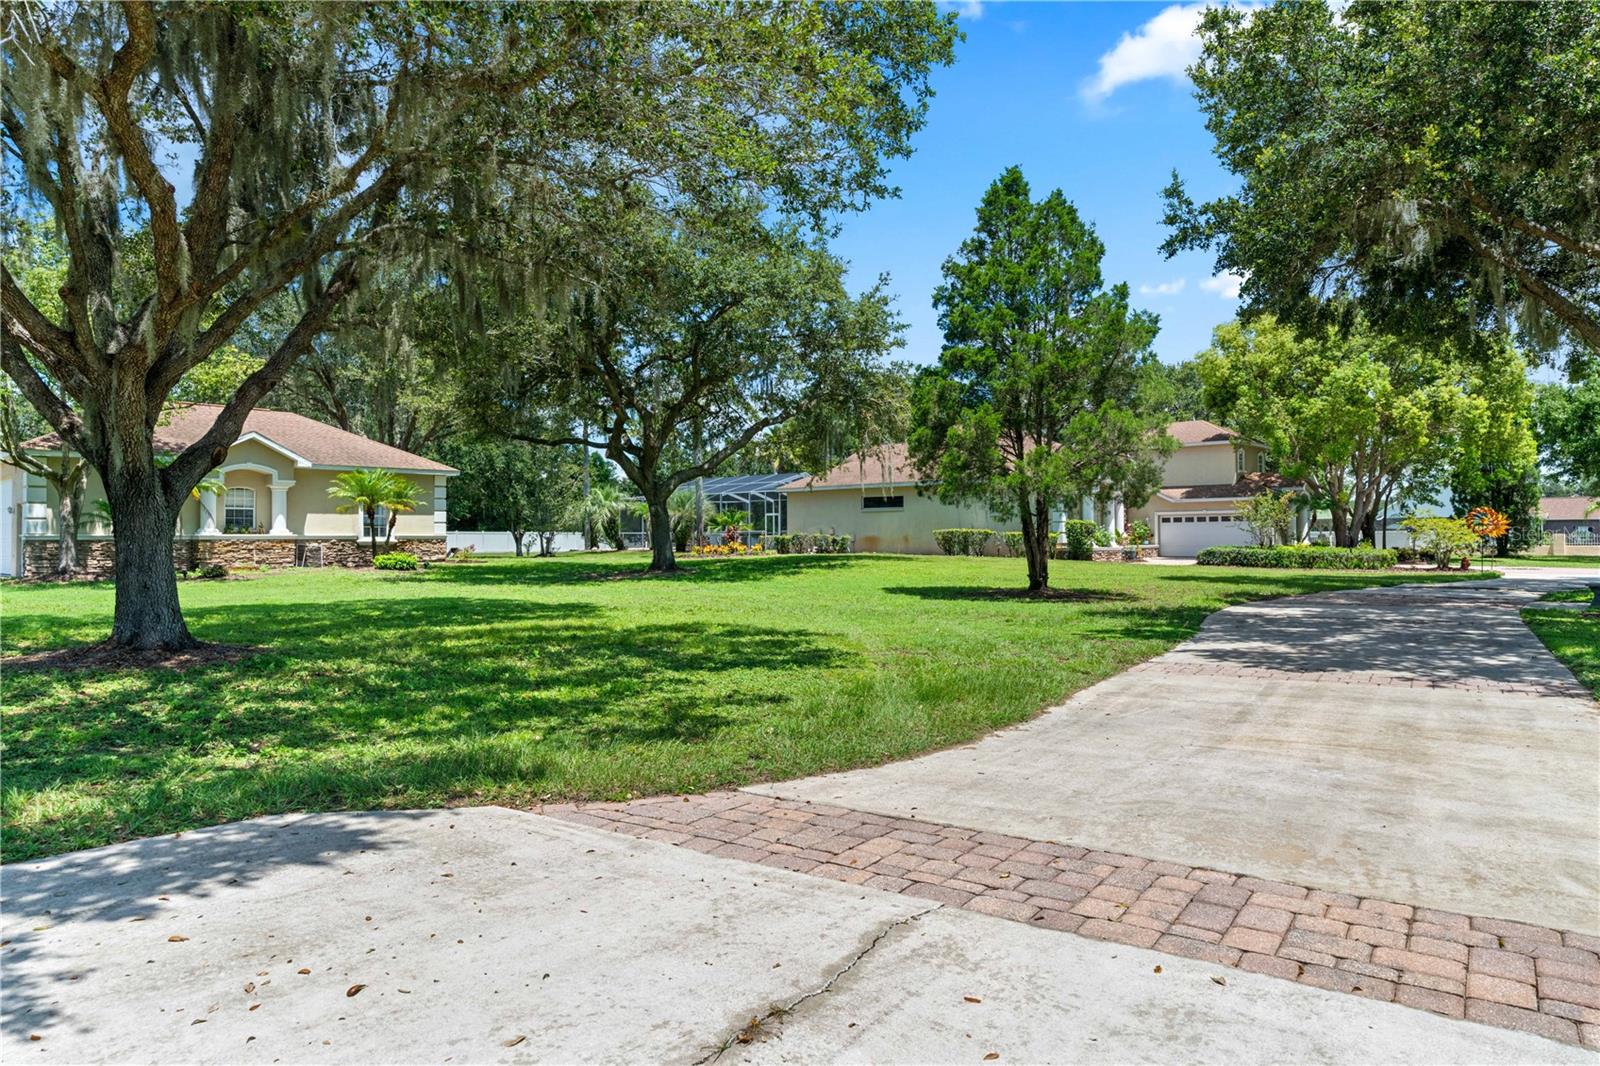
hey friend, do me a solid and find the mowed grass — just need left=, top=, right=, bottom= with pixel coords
left=2, top=553, right=1487, bottom=861
left=1491, top=554, right=1600, bottom=567
left=1523, top=604, right=1600, bottom=699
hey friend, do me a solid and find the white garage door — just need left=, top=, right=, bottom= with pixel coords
left=1157, top=512, right=1253, bottom=557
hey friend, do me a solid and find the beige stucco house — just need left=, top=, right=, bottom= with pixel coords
left=781, top=420, right=1300, bottom=557
left=1, top=403, right=456, bottom=577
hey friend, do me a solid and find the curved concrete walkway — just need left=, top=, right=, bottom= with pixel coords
left=750, top=576, right=1600, bottom=935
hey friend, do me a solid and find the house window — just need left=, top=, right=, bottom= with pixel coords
left=861, top=495, right=904, bottom=510
left=1235, top=449, right=1245, bottom=474
left=1256, top=452, right=1266, bottom=473
left=223, top=487, right=256, bottom=532
left=363, top=505, right=391, bottom=539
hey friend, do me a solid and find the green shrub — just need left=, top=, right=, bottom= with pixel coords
left=1125, top=519, right=1152, bottom=545
left=1062, top=520, right=1098, bottom=561
left=373, top=551, right=419, bottom=571
left=1001, top=531, right=1025, bottom=556
left=1401, top=515, right=1477, bottom=569
left=772, top=534, right=794, bottom=554
left=933, top=528, right=995, bottom=556
left=831, top=534, right=853, bottom=553
left=1195, top=545, right=1398, bottom=570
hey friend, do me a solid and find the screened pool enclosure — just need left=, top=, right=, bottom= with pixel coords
left=619, top=472, right=799, bottom=548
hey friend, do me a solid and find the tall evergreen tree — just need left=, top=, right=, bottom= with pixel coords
left=910, top=167, right=1172, bottom=592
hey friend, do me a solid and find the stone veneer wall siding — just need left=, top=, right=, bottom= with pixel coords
left=21, top=537, right=447, bottom=579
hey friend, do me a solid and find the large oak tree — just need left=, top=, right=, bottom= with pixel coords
left=1163, top=1, right=1600, bottom=368
left=0, top=0, right=957, bottom=648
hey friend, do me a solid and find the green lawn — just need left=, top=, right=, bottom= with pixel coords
left=2, top=553, right=1487, bottom=861
left=1522, top=605, right=1600, bottom=699
left=1490, top=554, right=1600, bottom=567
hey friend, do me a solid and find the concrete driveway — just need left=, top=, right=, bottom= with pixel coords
left=3, top=808, right=1584, bottom=1065
left=751, top=576, right=1600, bottom=934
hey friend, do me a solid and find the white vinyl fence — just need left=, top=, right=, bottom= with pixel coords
left=446, top=531, right=586, bottom=555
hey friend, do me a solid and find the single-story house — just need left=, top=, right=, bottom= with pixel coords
left=780, top=444, right=1016, bottom=555
left=781, top=420, right=1301, bottom=557
left=1, top=403, right=457, bottom=577
left=1540, top=496, right=1598, bottom=542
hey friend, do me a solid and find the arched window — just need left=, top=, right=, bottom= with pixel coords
left=224, top=487, right=256, bottom=531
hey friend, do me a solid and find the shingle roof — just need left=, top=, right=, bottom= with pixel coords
left=1541, top=496, right=1599, bottom=521
left=1165, top=419, right=1238, bottom=446
left=1158, top=473, right=1299, bottom=501
left=778, top=443, right=922, bottom=491
left=21, top=403, right=457, bottom=474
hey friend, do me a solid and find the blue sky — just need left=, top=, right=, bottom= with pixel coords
left=830, top=1, right=1244, bottom=367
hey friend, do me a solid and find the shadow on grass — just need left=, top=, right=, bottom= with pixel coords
left=421, top=551, right=907, bottom=587
left=885, top=585, right=1137, bottom=604
left=3, top=595, right=854, bottom=864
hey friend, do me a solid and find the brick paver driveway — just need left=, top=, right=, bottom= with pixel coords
left=552, top=575, right=1600, bottom=1049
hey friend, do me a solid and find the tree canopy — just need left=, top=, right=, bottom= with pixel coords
left=0, top=0, right=957, bottom=647
left=911, top=166, right=1171, bottom=591
left=1163, top=1, right=1600, bottom=369
left=1534, top=378, right=1600, bottom=495
left=482, top=200, right=901, bottom=572
left=1198, top=316, right=1530, bottom=547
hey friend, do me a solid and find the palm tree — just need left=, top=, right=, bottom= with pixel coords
left=328, top=469, right=419, bottom=559
left=564, top=483, right=630, bottom=550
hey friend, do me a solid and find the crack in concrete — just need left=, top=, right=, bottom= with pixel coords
left=692, top=904, right=939, bottom=1064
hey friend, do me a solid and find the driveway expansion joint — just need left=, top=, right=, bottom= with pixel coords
left=692, top=903, right=939, bottom=1064
left=541, top=792, right=1600, bottom=1050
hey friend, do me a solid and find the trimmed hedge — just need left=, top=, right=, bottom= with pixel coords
left=1196, top=545, right=1398, bottom=570
left=1001, top=531, right=1024, bottom=557
left=1062, top=520, right=1098, bottom=561
left=373, top=551, right=419, bottom=571
left=773, top=533, right=852, bottom=554
left=933, top=528, right=995, bottom=556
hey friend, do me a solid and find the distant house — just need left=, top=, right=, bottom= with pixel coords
left=780, top=420, right=1302, bottom=557
left=781, top=443, right=1015, bottom=555
left=1541, top=496, right=1599, bottom=541
left=0, top=403, right=457, bottom=577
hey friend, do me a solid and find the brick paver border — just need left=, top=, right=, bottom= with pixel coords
left=542, top=792, right=1600, bottom=1049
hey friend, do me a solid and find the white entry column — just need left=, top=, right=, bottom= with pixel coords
left=1111, top=495, right=1126, bottom=537
left=269, top=481, right=293, bottom=535
left=201, top=487, right=221, bottom=534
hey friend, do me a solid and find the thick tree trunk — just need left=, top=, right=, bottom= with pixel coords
left=55, top=478, right=82, bottom=576
left=645, top=491, right=677, bottom=572
left=513, top=529, right=527, bottom=557
left=107, top=467, right=196, bottom=650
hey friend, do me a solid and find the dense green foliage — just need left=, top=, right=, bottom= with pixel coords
left=1196, top=546, right=1399, bottom=570
left=1, top=1, right=958, bottom=647
left=1401, top=516, right=1478, bottom=569
left=1164, top=1, right=1600, bottom=365
left=1061, top=520, right=1098, bottom=561
left=1200, top=317, right=1530, bottom=546
left=372, top=552, right=419, bottom=571
left=437, top=438, right=584, bottom=555
left=932, top=528, right=996, bottom=556
left=1534, top=379, right=1600, bottom=494
left=1, top=554, right=1483, bottom=860
left=912, top=167, right=1172, bottom=591
left=1237, top=490, right=1298, bottom=548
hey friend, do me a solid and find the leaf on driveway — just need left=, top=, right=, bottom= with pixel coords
left=503, top=1035, right=526, bottom=1047
left=168, top=935, right=189, bottom=942
left=346, top=984, right=366, bottom=997
left=1210, top=975, right=1227, bottom=986
left=963, top=995, right=981, bottom=1003
left=297, top=968, right=311, bottom=975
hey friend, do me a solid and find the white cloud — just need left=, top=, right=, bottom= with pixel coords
left=1082, top=3, right=1207, bottom=103
left=1199, top=271, right=1246, bottom=300
left=1139, top=279, right=1187, bottom=296
left=943, top=1, right=984, bottom=20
